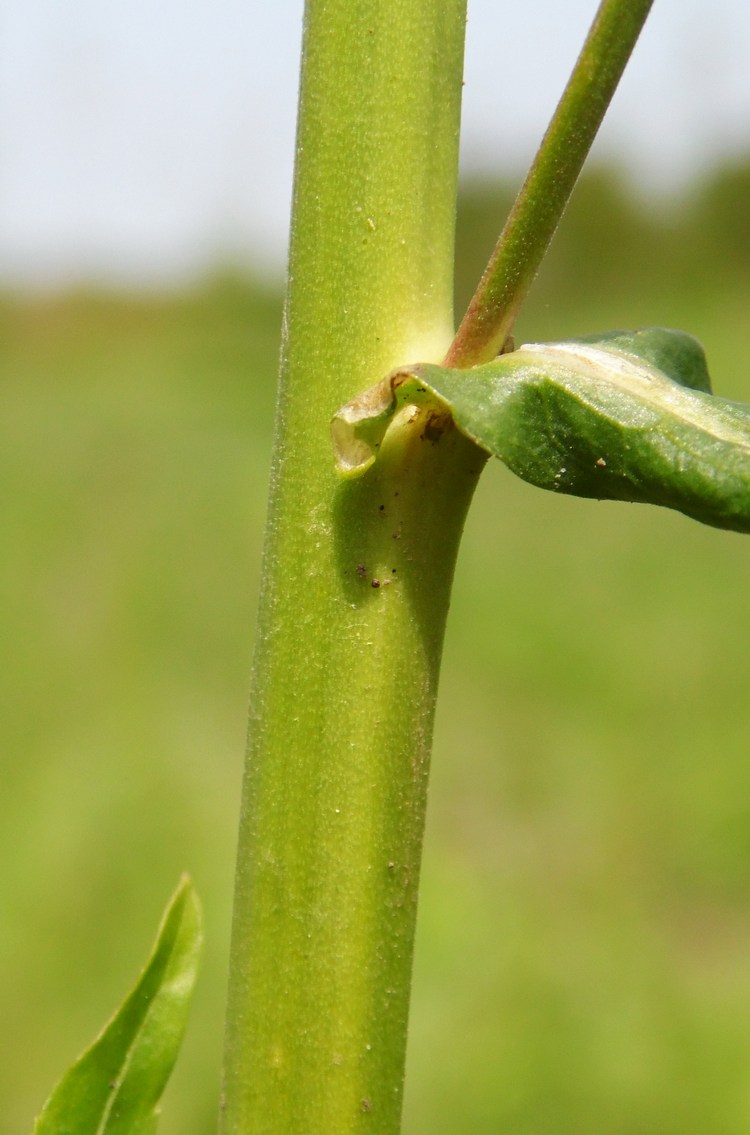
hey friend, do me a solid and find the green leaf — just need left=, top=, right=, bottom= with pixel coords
left=32, top=876, right=202, bottom=1135
left=332, top=327, right=750, bottom=534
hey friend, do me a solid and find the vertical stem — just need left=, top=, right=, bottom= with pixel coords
left=445, top=0, right=653, bottom=367
left=220, top=3, right=477, bottom=1133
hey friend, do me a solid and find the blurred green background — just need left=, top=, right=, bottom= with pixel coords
left=4, top=164, right=750, bottom=1134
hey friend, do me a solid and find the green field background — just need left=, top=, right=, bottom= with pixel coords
left=4, top=165, right=750, bottom=1133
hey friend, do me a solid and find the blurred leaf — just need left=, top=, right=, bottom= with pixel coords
left=333, top=327, right=750, bottom=533
left=32, top=877, right=202, bottom=1135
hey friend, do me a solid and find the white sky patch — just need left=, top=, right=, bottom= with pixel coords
left=1, top=0, right=750, bottom=287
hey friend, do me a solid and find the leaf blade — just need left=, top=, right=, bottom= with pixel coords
left=333, top=328, right=750, bottom=534
left=32, top=876, right=202, bottom=1135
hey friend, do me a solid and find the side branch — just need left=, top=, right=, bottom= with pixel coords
left=445, top=0, right=653, bottom=369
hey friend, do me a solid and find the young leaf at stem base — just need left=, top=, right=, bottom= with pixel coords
left=32, top=876, right=202, bottom=1135
left=333, top=327, right=750, bottom=534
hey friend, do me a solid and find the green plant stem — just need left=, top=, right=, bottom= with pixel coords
left=219, top=3, right=480, bottom=1133
left=445, top=0, right=654, bottom=368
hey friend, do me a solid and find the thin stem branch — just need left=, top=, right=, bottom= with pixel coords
left=445, top=0, right=654, bottom=368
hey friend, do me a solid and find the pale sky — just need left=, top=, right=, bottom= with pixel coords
left=1, top=0, right=749, bottom=288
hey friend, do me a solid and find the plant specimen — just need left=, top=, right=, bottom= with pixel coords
left=31, top=2, right=750, bottom=1133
